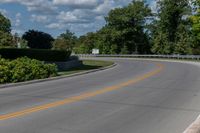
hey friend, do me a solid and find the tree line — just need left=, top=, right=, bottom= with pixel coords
left=1, top=0, right=200, bottom=55
left=74, top=0, right=200, bottom=55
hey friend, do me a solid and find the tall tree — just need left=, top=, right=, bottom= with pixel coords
left=0, top=12, right=14, bottom=48
left=22, top=30, right=54, bottom=49
left=74, top=1, right=152, bottom=54
left=96, top=27, right=118, bottom=54
left=104, top=0, right=152, bottom=54
left=190, top=0, right=200, bottom=54
left=151, top=0, right=192, bottom=54
left=174, top=23, right=192, bottom=54
left=0, top=12, right=11, bottom=33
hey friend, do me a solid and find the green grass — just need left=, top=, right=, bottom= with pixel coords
left=58, top=60, right=114, bottom=76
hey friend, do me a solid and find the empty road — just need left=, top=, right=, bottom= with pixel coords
left=0, top=58, right=200, bottom=133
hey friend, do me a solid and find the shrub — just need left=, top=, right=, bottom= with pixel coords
left=0, top=48, right=71, bottom=61
left=0, top=58, right=12, bottom=83
left=0, top=57, right=57, bottom=83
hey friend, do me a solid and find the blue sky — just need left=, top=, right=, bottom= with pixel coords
left=0, top=0, right=155, bottom=37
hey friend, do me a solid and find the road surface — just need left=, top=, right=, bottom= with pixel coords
left=0, top=58, right=200, bottom=133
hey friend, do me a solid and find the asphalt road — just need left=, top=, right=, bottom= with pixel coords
left=0, top=58, right=200, bottom=133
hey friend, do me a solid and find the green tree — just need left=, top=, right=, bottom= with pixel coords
left=74, top=1, right=152, bottom=54
left=19, top=39, right=28, bottom=48
left=174, top=24, right=192, bottom=54
left=22, top=30, right=54, bottom=49
left=0, top=12, right=11, bottom=33
left=151, top=0, right=192, bottom=54
left=74, top=32, right=97, bottom=54
left=151, top=32, right=171, bottom=54
left=53, top=39, right=70, bottom=51
left=0, top=31, right=14, bottom=48
left=190, top=0, right=200, bottom=54
left=105, top=0, right=152, bottom=54
left=53, top=30, right=77, bottom=51
left=120, top=45, right=129, bottom=54
left=0, top=12, right=14, bottom=48
left=95, top=27, right=117, bottom=54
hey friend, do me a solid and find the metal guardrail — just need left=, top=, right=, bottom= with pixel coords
left=76, top=54, right=200, bottom=60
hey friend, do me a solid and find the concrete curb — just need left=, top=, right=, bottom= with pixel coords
left=0, top=63, right=117, bottom=89
left=183, top=115, right=200, bottom=133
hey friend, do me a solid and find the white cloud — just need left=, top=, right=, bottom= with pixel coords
left=95, top=15, right=104, bottom=20
left=46, top=23, right=65, bottom=29
left=53, top=0, right=99, bottom=9
left=0, top=0, right=57, bottom=14
left=11, top=29, right=24, bottom=35
left=94, top=0, right=115, bottom=14
left=15, top=12, right=21, bottom=27
left=57, top=11, right=79, bottom=23
left=1, top=0, right=153, bottom=36
left=43, top=0, right=132, bottom=35
left=31, top=14, right=49, bottom=23
left=56, top=10, right=92, bottom=23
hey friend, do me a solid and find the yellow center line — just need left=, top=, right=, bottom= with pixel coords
left=0, top=63, right=164, bottom=121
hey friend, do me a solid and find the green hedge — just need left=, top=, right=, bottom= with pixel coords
left=0, top=48, right=71, bottom=61
left=0, top=57, right=57, bottom=83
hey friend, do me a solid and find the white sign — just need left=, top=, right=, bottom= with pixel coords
left=92, top=49, right=99, bottom=55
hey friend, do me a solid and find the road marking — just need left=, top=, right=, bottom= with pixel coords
left=0, top=63, right=164, bottom=121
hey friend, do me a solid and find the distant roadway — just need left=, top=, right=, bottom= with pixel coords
left=0, top=58, right=200, bottom=133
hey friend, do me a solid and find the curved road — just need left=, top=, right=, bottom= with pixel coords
left=0, top=58, right=200, bottom=133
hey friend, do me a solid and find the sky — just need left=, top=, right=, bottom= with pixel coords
left=0, top=0, right=156, bottom=37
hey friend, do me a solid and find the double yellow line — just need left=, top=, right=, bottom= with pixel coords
left=0, top=63, right=164, bottom=121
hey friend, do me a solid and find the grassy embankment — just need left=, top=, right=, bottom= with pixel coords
left=58, top=60, right=114, bottom=76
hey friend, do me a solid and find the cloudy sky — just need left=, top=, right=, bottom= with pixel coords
left=0, top=0, right=155, bottom=37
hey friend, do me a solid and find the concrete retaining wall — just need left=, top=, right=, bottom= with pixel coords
left=46, top=60, right=83, bottom=71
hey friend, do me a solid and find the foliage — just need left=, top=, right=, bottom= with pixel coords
left=0, top=57, right=57, bottom=83
left=0, top=48, right=71, bottom=61
left=174, top=24, right=192, bottom=54
left=151, top=32, right=171, bottom=54
left=0, top=12, right=15, bottom=48
left=74, top=32, right=97, bottom=54
left=120, top=45, right=129, bottom=54
left=0, top=31, right=15, bottom=48
left=190, top=0, right=200, bottom=54
left=0, top=12, right=11, bottom=33
left=53, top=30, right=77, bottom=51
left=75, top=0, right=152, bottom=54
left=104, top=0, right=152, bottom=54
left=53, top=39, right=70, bottom=51
left=22, top=30, right=54, bottom=49
left=151, top=0, right=192, bottom=54
left=19, top=39, right=28, bottom=48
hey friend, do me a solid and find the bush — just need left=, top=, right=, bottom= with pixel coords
left=0, top=48, right=71, bottom=61
left=0, top=57, right=57, bottom=83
